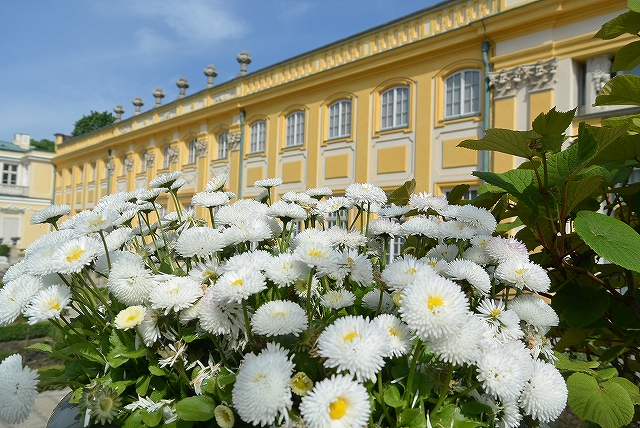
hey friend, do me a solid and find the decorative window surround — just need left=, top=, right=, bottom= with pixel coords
left=489, top=58, right=557, bottom=99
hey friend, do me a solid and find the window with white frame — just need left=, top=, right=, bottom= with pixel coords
left=325, top=208, right=348, bottom=229
left=285, top=111, right=305, bottom=147
left=445, top=188, right=478, bottom=201
left=250, top=120, right=266, bottom=153
left=387, top=236, right=406, bottom=264
left=162, top=146, right=171, bottom=169
left=2, top=163, right=18, bottom=185
left=140, top=153, right=147, bottom=173
left=445, top=69, right=481, bottom=119
left=187, top=139, right=197, bottom=164
left=328, top=100, right=352, bottom=139
left=218, top=131, right=229, bottom=159
left=380, top=86, right=409, bottom=130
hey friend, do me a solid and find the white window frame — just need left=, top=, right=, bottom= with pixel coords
left=187, top=139, right=197, bottom=165
left=162, top=146, right=171, bottom=169
left=140, top=153, right=147, bottom=173
left=380, top=86, right=409, bottom=130
left=218, top=131, right=229, bottom=159
left=250, top=121, right=266, bottom=153
left=328, top=100, right=352, bottom=139
left=325, top=208, right=348, bottom=229
left=285, top=111, right=305, bottom=147
left=444, top=69, right=481, bottom=119
left=387, top=236, right=406, bottom=264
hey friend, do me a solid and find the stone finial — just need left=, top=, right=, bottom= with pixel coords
left=204, top=64, right=218, bottom=88
left=113, top=105, right=125, bottom=122
left=236, top=50, right=252, bottom=77
left=132, top=97, right=144, bottom=115
left=176, top=77, right=190, bottom=98
left=152, top=88, right=165, bottom=108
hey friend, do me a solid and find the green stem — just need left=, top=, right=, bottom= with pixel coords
left=405, top=338, right=423, bottom=402
left=306, top=268, right=317, bottom=325
left=242, top=300, right=255, bottom=349
left=378, top=371, right=393, bottom=426
left=432, top=364, right=454, bottom=416
left=450, top=381, right=481, bottom=400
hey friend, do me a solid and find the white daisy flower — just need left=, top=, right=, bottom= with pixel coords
left=494, top=259, right=550, bottom=293
left=192, top=191, right=230, bottom=208
left=212, top=267, right=266, bottom=304
left=368, top=217, right=401, bottom=237
left=291, top=227, right=331, bottom=248
left=24, top=284, right=72, bottom=325
left=133, top=187, right=164, bottom=202
left=427, top=313, right=490, bottom=366
left=422, top=257, right=450, bottom=275
left=251, top=300, right=308, bottom=337
left=266, top=200, right=308, bottom=221
left=440, top=219, right=479, bottom=240
left=317, top=315, right=389, bottom=382
left=345, top=183, right=387, bottom=210
left=399, top=275, right=469, bottom=340
left=484, top=236, right=529, bottom=263
left=188, top=259, right=221, bottom=285
left=477, top=344, right=526, bottom=402
left=373, top=314, right=413, bottom=357
left=325, top=227, right=367, bottom=250
left=0, top=354, right=39, bottom=424
left=462, top=244, right=492, bottom=265
left=361, top=289, right=396, bottom=313
left=519, top=360, right=567, bottom=423
left=453, top=204, right=497, bottom=233
left=320, top=290, right=356, bottom=310
left=293, top=240, right=340, bottom=276
left=221, top=218, right=273, bottom=245
left=221, top=250, right=273, bottom=274
left=24, top=229, right=77, bottom=257
left=73, top=208, right=120, bottom=236
left=381, top=255, right=436, bottom=292
left=0, top=276, right=45, bottom=326
left=232, top=343, right=294, bottom=427
left=400, top=215, right=443, bottom=239
left=175, top=226, right=225, bottom=258
left=509, top=294, right=559, bottom=332
left=306, top=186, right=333, bottom=198
left=299, top=374, right=370, bottom=428
left=2, top=260, right=27, bottom=283
left=30, top=204, right=70, bottom=225
left=114, top=305, right=147, bottom=330
left=103, top=227, right=133, bottom=252
left=137, top=308, right=162, bottom=346
left=50, top=235, right=102, bottom=274
left=377, top=203, right=411, bottom=219
left=205, top=173, right=229, bottom=192
left=107, top=252, right=159, bottom=305
left=476, top=299, right=523, bottom=343
left=150, top=276, right=204, bottom=315
left=254, top=177, right=283, bottom=189
left=425, top=243, right=459, bottom=262
left=265, top=253, right=311, bottom=287
left=150, top=171, right=182, bottom=188
left=522, top=325, right=556, bottom=361
left=198, top=287, right=245, bottom=337
left=503, top=339, right=534, bottom=381
left=408, top=192, right=448, bottom=214
left=445, top=259, right=491, bottom=295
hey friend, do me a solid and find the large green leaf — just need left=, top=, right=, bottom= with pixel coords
left=602, top=114, right=640, bottom=133
left=543, top=123, right=599, bottom=186
left=383, top=385, right=407, bottom=408
left=613, top=40, right=640, bottom=72
left=607, top=377, right=640, bottom=405
left=554, top=352, right=599, bottom=375
left=531, top=107, right=575, bottom=153
left=591, top=133, right=640, bottom=164
left=447, top=184, right=470, bottom=204
left=473, top=169, right=540, bottom=213
left=387, top=178, right=416, bottom=206
left=574, top=211, right=640, bottom=273
left=595, top=75, right=640, bottom=106
left=552, top=282, right=610, bottom=329
left=175, top=396, right=216, bottom=421
left=595, top=10, right=640, bottom=39
left=459, top=129, right=537, bottom=159
left=565, top=175, right=602, bottom=214
left=567, top=373, right=635, bottom=428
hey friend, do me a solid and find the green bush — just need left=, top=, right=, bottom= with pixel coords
left=0, top=321, right=57, bottom=342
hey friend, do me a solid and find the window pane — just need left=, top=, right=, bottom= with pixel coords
left=396, top=87, right=409, bottom=127
left=329, top=104, right=339, bottom=138
left=286, top=115, right=295, bottom=147
left=218, top=131, right=228, bottom=159
left=381, top=90, right=393, bottom=129
left=341, top=101, right=351, bottom=137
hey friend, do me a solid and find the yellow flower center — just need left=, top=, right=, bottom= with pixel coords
left=100, top=397, right=113, bottom=412
left=516, top=268, right=525, bottom=275
left=343, top=331, right=358, bottom=343
left=48, top=300, right=61, bottom=311
left=90, top=218, right=105, bottom=228
left=489, top=308, right=502, bottom=318
left=347, top=257, right=354, bottom=264
left=232, top=279, right=243, bottom=287
left=272, top=311, right=286, bottom=317
left=66, top=248, right=85, bottom=263
left=309, top=249, right=320, bottom=258
left=388, top=326, right=400, bottom=337
left=169, top=288, right=179, bottom=295
left=404, top=267, right=417, bottom=275
left=329, top=397, right=347, bottom=420
left=427, top=261, right=437, bottom=267
left=427, top=296, right=444, bottom=310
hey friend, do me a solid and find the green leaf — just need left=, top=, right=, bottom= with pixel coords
left=446, top=184, right=470, bottom=204
left=388, top=179, right=417, bottom=206
left=630, top=0, right=640, bottom=12
left=398, top=408, right=427, bottom=428
left=554, top=329, right=596, bottom=352
left=175, top=396, right=216, bottom=422
left=607, top=377, right=640, bottom=405
left=148, top=364, right=168, bottom=377
left=567, top=372, right=635, bottom=428
left=591, top=133, right=640, bottom=164
left=596, top=368, right=619, bottom=382
left=612, top=40, right=640, bottom=72
left=459, top=129, right=537, bottom=159
left=122, top=410, right=144, bottom=428
left=595, top=10, right=640, bottom=39
left=599, top=345, right=627, bottom=364
left=565, top=175, right=602, bottom=214
left=552, top=282, right=610, bottom=329
left=67, top=343, right=106, bottom=364
left=383, top=385, right=407, bottom=408
left=136, top=375, right=151, bottom=396
left=531, top=107, right=576, bottom=153
left=595, top=74, right=640, bottom=106
left=554, top=352, right=598, bottom=375
left=141, top=408, right=163, bottom=427
left=574, top=211, right=640, bottom=273
left=473, top=169, right=541, bottom=213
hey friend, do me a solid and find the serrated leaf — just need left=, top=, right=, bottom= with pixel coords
left=554, top=352, right=599, bottom=374
left=596, top=367, right=619, bottom=382
left=473, top=169, right=540, bottom=213
left=574, top=211, right=640, bottom=273
left=383, top=385, right=407, bottom=408
left=459, top=129, right=537, bottom=159
left=567, top=372, right=634, bottom=428
left=388, top=179, right=416, bottom=206
left=591, top=133, right=640, bottom=164
left=595, top=74, right=640, bottom=106
left=613, top=40, right=640, bottom=72
left=607, top=377, right=640, bottom=405
left=552, top=282, right=610, bottom=329
left=565, top=176, right=602, bottom=214
left=175, top=396, right=216, bottom=422
left=531, top=108, right=575, bottom=153
left=595, top=10, right=640, bottom=39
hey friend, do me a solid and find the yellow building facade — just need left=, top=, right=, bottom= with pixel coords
left=0, top=134, right=55, bottom=250
left=53, top=0, right=634, bottom=215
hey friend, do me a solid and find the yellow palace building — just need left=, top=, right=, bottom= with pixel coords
left=53, top=0, right=635, bottom=216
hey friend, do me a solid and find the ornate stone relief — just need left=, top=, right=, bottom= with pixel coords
left=123, top=157, right=133, bottom=172
left=145, top=152, right=155, bottom=169
left=489, top=58, right=557, bottom=99
left=195, top=140, right=208, bottom=158
left=228, top=133, right=241, bottom=151
left=167, top=147, right=179, bottom=164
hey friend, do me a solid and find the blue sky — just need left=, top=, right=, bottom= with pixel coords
left=1, top=0, right=443, bottom=143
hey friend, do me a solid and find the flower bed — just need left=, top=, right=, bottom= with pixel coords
left=0, top=172, right=566, bottom=427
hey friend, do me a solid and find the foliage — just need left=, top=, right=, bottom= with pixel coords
left=0, top=244, right=9, bottom=257
left=71, top=110, right=116, bottom=137
left=0, top=320, right=56, bottom=342
left=458, top=8, right=640, bottom=426
left=30, top=138, right=55, bottom=152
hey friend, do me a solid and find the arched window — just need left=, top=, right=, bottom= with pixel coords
left=218, top=131, right=229, bottom=159
left=444, top=69, right=480, bottom=119
left=187, top=139, right=198, bottom=164
left=380, top=86, right=409, bottom=130
left=250, top=120, right=266, bottom=153
left=328, top=100, right=351, bottom=139
left=285, top=111, right=305, bottom=147
left=162, top=146, right=171, bottom=169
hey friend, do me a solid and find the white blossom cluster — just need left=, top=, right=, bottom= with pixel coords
left=0, top=173, right=568, bottom=427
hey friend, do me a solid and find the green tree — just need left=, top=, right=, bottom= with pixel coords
left=71, top=110, right=116, bottom=137
left=30, top=138, right=55, bottom=152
